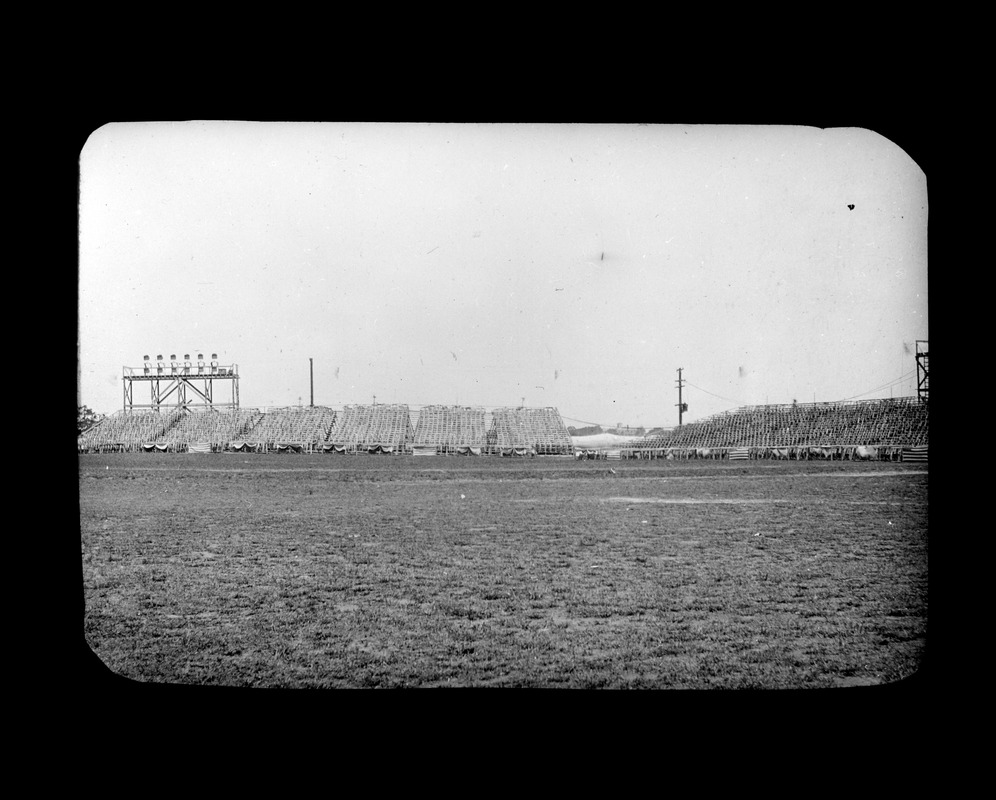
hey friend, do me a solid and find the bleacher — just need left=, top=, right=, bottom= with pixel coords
left=148, top=408, right=264, bottom=451
left=413, top=405, right=487, bottom=453
left=330, top=404, right=413, bottom=453
left=79, top=397, right=926, bottom=459
left=488, top=407, right=574, bottom=455
left=78, top=409, right=186, bottom=452
left=241, top=406, right=338, bottom=451
left=627, top=398, right=928, bottom=455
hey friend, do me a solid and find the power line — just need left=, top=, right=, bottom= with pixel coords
left=683, top=371, right=917, bottom=410
left=561, top=415, right=612, bottom=428
left=841, top=370, right=917, bottom=402
left=683, top=380, right=747, bottom=408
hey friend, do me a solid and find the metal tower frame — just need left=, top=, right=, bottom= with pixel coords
left=916, top=340, right=928, bottom=404
left=122, top=353, right=240, bottom=413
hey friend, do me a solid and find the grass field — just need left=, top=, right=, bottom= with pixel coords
left=78, top=454, right=928, bottom=689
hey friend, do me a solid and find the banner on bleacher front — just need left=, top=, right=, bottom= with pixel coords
left=729, top=447, right=750, bottom=460
left=229, top=441, right=260, bottom=452
left=902, top=446, right=928, bottom=462
left=189, top=441, right=211, bottom=454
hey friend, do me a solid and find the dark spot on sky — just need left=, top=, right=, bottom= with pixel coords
left=847, top=204, right=855, bottom=210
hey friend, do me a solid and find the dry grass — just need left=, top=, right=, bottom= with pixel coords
left=79, top=455, right=928, bottom=689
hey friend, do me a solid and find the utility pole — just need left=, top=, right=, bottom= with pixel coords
left=676, top=368, right=687, bottom=426
left=309, top=358, right=314, bottom=407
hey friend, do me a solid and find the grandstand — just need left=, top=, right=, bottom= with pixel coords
left=154, top=408, right=263, bottom=452
left=77, top=408, right=264, bottom=453
left=329, top=404, right=414, bottom=453
left=78, top=409, right=186, bottom=453
left=78, top=398, right=927, bottom=459
left=487, top=406, right=574, bottom=455
left=623, top=397, right=928, bottom=459
left=239, top=406, right=337, bottom=452
left=413, top=405, right=488, bottom=454
left=78, top=353, right=928, bottom=459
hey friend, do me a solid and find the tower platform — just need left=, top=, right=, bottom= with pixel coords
left=122, top=355, right=239, bottom=412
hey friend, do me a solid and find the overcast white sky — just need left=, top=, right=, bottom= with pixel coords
left=78, top=121, right=927, bottom=428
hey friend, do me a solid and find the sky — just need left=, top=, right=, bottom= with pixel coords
left=78, top=121, right=928, bottom=429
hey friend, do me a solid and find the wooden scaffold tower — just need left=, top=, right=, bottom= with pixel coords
left=122, top=352, right=240, bottom=413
